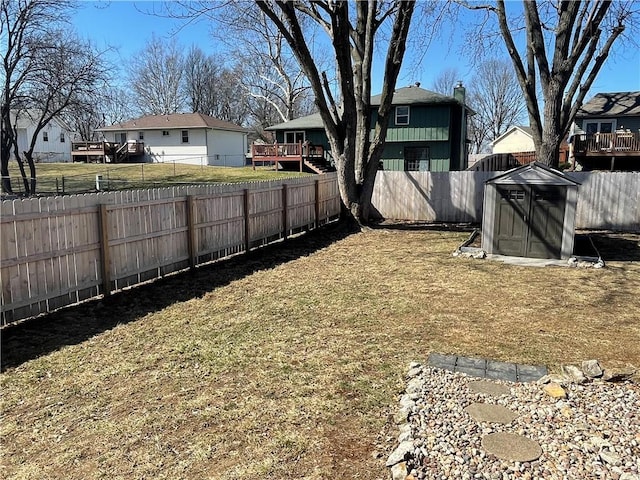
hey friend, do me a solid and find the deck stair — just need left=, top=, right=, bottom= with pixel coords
left=251, top=142, right=335, bottom=174
left=303, top=157, right=335, bottom=174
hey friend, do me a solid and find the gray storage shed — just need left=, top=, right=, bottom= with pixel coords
left=481, top=162, right=580, bottom=260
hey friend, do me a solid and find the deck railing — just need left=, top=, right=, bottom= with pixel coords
left=251, top=142, right=326, bottom=171
left=573, top=132, right=640, bottom=156
left=71, top=141, right=145, bottom=162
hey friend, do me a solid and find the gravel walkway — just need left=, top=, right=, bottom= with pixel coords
left=397, top=365, right=640, bottom=480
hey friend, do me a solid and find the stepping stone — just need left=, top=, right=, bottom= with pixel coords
left=464, top=402, right=519, bottom=424
left=481, top=432, right=542, bottom=462
left=468, top=380, right=511, bottom=397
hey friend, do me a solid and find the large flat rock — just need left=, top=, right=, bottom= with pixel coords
left=481, top=432, right=542, bottom=462
left=465, top=402, right=518, bottom=424
left=468, top=380, right=511, bottom=397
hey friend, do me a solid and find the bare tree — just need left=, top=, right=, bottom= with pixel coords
left=464, top=0, right=638, bottom=167
left=161, top=0, right=416, bottom=224
left=468, top=59, right=526, bottom=153
left=431, top=67, right=461, bottom=95
left=62, top=86, right=133, bottom=142
left=16, top=31, right=110, bottom=193
left=1, top=0, right=74, bottom=193
left=257, top=1, right=416, bottom=224
left=183, top=45, right=221, bottom=116
left=213, top=66, right=251, bottom=125
left=129, top=35, right=186, bottom=115
left=1, top=0, right=108, bottom=194
left=220, top=4, right=315, bottom=124
left=182, top=46, right=250, bottom=125
left=101, top=87, right=137, bottom=127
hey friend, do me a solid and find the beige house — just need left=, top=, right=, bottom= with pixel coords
left=491, top=126, right=534, bottom=154
left=97, top=113, right=248, bottom=166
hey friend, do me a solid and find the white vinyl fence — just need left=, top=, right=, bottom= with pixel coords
left=372, top=171, right=640, bottom=231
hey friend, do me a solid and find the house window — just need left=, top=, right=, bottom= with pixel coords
left=162, top=130, right=170, bottom=136
left=404, top=146, right=429, bottom=171
left=396, top=106, right=410, bottom=126
left=139, top=131, right=144, bottom=140
left=584, top=119, right=615, bottom=134
left=43, top=131, right=48, bottom=142
left=181, top=130, right=189, bottom=143
left=60, top=132, right=65, bottom=143
left=284, top=131, right=305, bottom=144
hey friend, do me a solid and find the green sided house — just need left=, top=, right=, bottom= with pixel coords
left=255, top=84, right=473, bottom=173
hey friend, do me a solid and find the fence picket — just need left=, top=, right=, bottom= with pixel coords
left=1, top=174, right=340, bottom=325
left=4, top=170, right=635, bottom=326
left=372, top=171, right=639, bottom=230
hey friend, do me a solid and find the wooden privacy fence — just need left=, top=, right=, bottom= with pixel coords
left=372, top=171, right=640, bottom=231
left=1, top=174, right=340, bottom=325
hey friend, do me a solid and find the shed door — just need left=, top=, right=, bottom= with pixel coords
left=493, top=186, right=566, bottom=259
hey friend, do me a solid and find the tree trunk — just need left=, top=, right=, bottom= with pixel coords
left=25, top=152, right=37, bottom=194
left=0, top=153, right=12, bottom=194
left=15, top=158, right=30, bottom=194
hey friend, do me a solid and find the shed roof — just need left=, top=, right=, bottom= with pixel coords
left=486, top=162, right=581, bottom=186
left=576, top=91, right=640, bottom=118
left=97, top=113, right=247, bottom=133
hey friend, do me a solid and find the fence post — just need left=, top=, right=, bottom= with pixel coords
left=315, top=179, right=321, bottom=228
left=282, top=184, right=288, bottom=240
left=62, top=176, right=65, bottom=194
left=98, top=204, right=111, bottom=297
left=243, top=188, right=250, bottom=253
left=187, top=195, right=196, bottom=270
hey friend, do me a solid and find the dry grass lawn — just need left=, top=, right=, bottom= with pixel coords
left=2, top=226, right=639, bottom=479
left=5, top=163, right=308, bottom=195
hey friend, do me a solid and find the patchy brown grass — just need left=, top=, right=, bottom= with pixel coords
left=2, top=226, right=639, bottom=479
left=5, top=163, right=309, bottom=195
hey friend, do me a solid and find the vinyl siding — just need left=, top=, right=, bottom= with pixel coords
left=379, top=142, right=451, bottom=172
left=373, top=105, right=451, bottom=142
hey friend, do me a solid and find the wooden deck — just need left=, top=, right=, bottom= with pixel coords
left=251, top=142, right=331, bottom=174
left=72, top=141, right=145, bottom=163
left=573, top=132, right=640, bottom=157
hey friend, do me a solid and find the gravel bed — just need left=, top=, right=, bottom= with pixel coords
left=400, top=366, right=640, bottom=480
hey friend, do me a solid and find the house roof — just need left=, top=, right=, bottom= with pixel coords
left=576, top=91, right=640, bottom=118
left=491, top=125, right=533, bottom=146
left=267, top=112, right=325, bottom=131
left=11, top=109, right=75, bottom=133
left=267, top=86, right=470, bottom=131
left=97, top=113, right=248, bottom=133
left=486, top=162, right=581, bottom=186
left=370, top=85, right=464, bottom=106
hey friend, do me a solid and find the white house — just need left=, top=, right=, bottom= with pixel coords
left=97, top=113, right=249, bottom=167
left=491, top=126, right=535, bottom=154
left=10, top=110, right=76, bottom=163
